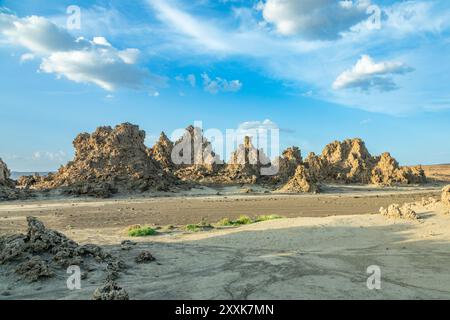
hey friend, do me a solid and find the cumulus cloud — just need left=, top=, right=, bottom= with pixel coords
left=260, top=0, right=372, bottom=39
left=201, top=73, right=242, bottom=94
left=332, top=55, right=414, bottom=92
left=0, top=13, right=158, bottom=91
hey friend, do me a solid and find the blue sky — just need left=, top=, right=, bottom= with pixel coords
left=0, top=0, right=449, bottom=171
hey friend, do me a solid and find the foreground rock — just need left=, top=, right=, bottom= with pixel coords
left=20, top=123, right=183, bottom=198
left=0, top=217, right=125, bottom=286
left=92, top=281, right=129, bottom=300
left=380, top=203, right=418, bottom=220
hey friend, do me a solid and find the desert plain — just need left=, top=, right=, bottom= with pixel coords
left=1, top=172, right=450, bottom=300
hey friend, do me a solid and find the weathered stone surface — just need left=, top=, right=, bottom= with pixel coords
left=303, top=139, right=426, bottom=186
left=0, top=158, right=32, bottom=201
left=270, top=147, right=303, bottom=184
left=0, top=217, right=125, bottom=285
left=278, top=165, right=319, bottom=193
left=219, top=136, right=270, bottom=184
left=442, top=185, right=450, bottom=208
left=23, top=123, right=181, bottom=197
left=379, top=203, right=418, bottom=220
left=148, top=132, right=175, bottom=172
left=15, top=256, right=54, bottom=282
left=92, top=281, right=129, bottom=300
left=135, top=250, right=156, bottom=264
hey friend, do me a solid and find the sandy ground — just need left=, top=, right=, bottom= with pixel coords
left=1, top=184, right=450, bottom=300
left=423, top=164, right=450, bottom=183
left=1, top=199, right=450, bottom=299
left=0, top=185, right=441, bottom=234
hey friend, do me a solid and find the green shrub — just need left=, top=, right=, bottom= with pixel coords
left=234, top=215, right=253, bottom=225
left=216, top=218, right=233, bottom=226
left=184, top=221, right=213, bottom=232
left=127, top=225, right=157, bottom=237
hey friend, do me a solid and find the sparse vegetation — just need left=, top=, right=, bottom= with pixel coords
left=127, top=225, right=157, bottom=237
left=184, top=219, right=213, bottom=232
left=234, top=215, right=253, bottom=225
left=215, top=214, right=282, bottom=227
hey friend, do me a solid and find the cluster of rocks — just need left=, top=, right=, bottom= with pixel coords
left=3, top=124, right=429, bottom=199
left=0, top=217, right=129, bottom=299
left=17, top=123, right=185, bottom=198
left=379, top=185, right=450, bottom=219
left=304, top=139, right=426, bottom=186
left=379, top=203, right=418, bottom=220
left=0, top=158, right=30, bottom=201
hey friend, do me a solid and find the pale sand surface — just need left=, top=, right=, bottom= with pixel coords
left=1, top=186, right=450, bottom=300
left=0, top=185, right=441, bottom=234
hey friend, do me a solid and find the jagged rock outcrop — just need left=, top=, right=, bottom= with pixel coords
left=173, top=125, right=222, bottom=181
left=148, top=132, right=174, bottom=172
left=0, top=158, right=29, bottom=201
left=270, top=147, right=303, bottom=184
left=23, top=123, right=182, bottom=197
left=0, top=217, right=125, bottom=284
left=303, top=138, right=426, bottom=186
left=0, top=158, right=10, bottom=185
left=319, top=138, right=373, bottom=183
left=278, top=165, right=319, bottom=193
left=219, top=136, right=271, bottom=184
left=371, top=153, right=426, bottom=186
left=442, top=185, right=450, bottom=208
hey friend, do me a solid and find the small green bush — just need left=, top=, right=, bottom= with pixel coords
left=216, top=218, right=233, bottom=226
left=127, top=225, right=157, bottom=237
left=234, top=215, right=253, bottom=225
left=184, top=220, right=213, bottom=232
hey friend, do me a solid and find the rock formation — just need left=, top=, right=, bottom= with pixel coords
left=0, top=158, right=10, bottom=185
left=147, top=132, right=174, bottom=172
left=0, top=217, right=125, bottom=284
left=278, top=165, right=319, bottom=193
left=304, top=138, right=426, bottom=186
left=371, top=153, right=426, bottom=186
left=92, top=281, right=129, bottom=300
left=23, top=123, right=182, bottom=197
left=172, top=125, right=222, bottom=182
left=379, top=203, right=418, bottom=220
left=270, top=147, right=303, bottom=184
left=219, top=136, right=271, bottom=184
left=442, top=185, right=450, bottom=208
left=0, top=158, right=27, bottom=201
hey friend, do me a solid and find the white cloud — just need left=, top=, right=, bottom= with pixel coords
left=20, top=52, right=35, bottom=62
left=0, top=13, right=158, bottom=91
left=260, top=0, right=372, bottom=39
left=201, top=73, right=242, bottom=94
left=332, top=55, right=414, bottom=92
